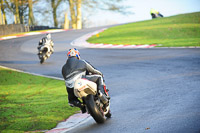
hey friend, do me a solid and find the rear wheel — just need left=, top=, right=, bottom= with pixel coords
left=85, top=94, right=105, bottom=123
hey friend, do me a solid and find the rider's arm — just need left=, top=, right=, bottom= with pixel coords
left=84, top=60, right=102, bottom=76
left=50, top=40, right=54, bottom=47
left=38, top=40, right=42, bottom=45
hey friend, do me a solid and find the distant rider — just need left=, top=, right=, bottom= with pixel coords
left=37, top=33, right=54, bottom=55
left=150, top=8, right=163, bottom=19
left=61, top=48, right=109, bottom=113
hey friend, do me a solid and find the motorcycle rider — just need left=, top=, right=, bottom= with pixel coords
left=150, top=8, right=163, bottom=19
left=37, top=33, right=54, bottom=56
left=61, top=48, right=109, bottom=113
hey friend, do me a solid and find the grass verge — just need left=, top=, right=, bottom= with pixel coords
left=87, top=12, right=200, bottom=47
left=0, top=66, right=79, bottom=133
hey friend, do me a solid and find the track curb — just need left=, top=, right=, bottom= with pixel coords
left=71, top=28, right=200, bottom=49
left=46, top=113, right=91, bottom=133
left=0, top=29, right=69, bottom=41
left=71, top=28, right=158, bottom=49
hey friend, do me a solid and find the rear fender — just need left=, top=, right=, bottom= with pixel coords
left=74, top=78, right=97, bottom=98
left=40, top=45, right=50, bottom=53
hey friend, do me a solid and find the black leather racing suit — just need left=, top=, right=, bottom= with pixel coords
left=61, top=57, right=105, bottom=108
left=37, top=37, right=54, bottom=53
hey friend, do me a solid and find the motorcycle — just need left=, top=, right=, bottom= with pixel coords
left=151, top=13, right=164, bottom=19
left=74, top=78, right=111, bottom=123
left=38, top=42, right=53, bottom=64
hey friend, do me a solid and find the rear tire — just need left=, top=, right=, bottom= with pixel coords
left=85, top=94, right=105, bottom=123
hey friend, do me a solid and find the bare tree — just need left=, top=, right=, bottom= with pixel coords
left=49, top=0, right=62, bottom=27
left=1, top=0, right=130, bottom=28
left=82, top=0, right=131, bottom=14
left=14, top=0, right=20, bottom=24
left=0, top=5, right=2, bottom=24
left=69, top=0, right=76, bottom=29
left=0, top=0, right=7, bottom=24
left=76, top=0, right=81, bottom=29
left=3, top=0, right=38, bottom=25
left=68, top=0, right=82, bottom=29
left=28, top=0, right=34, bottom=25
left=4, top=0, right=26, bottom=24
left=68, top=0, right=131, bottom=29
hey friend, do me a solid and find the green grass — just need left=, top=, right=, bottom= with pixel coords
left=0, top=67, right=79, bottom=132
left=87, top=12, right=200, bottom=47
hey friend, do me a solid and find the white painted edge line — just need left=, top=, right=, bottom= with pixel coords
left=70, top=28, right=158, bottom=49
left=47, top=29, right=66, bottom=33
left=1, top=36, right=17, bottom=39
left=0, top=29, right=69, bottom=41
left=24, top=32, right=41, bottom=36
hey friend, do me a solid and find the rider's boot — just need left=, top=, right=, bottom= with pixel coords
left=68, top=99, right=86, bottom=114
left=98, top=85, right=110, bottom=99
left=98, top=85, right=110, bottom=105
left=104, top=84, right=109, bottom=92
left=47, top=52, right=51, bottom=57
left=67, top=87, right=86, bottom=113
left=50, top=47, right=54, bottom=54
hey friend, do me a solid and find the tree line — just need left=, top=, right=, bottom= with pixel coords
left=0, top=0, right=130, bottom=29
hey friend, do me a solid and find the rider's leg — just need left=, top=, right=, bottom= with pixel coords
left=37, top=46, right=41, bottom=54
left=66, top=87, right=86, bottom=113
left=85, top=75, right=109, bottom=98
left=49, top=46, right=54, bottom=53
left=151, top=13, right=156, bottom=18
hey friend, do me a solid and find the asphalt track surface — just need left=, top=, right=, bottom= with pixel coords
left=0, top=27, right=200, bottom=133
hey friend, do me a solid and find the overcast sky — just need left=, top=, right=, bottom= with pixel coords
left=87, top=0, right=200, bottom=27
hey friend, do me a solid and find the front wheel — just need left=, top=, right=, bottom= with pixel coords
left=84, top=94, right=105, bottom=124
left=40, top=57, right=44, bottom=64
left=39, top=53, right=46, bottom=64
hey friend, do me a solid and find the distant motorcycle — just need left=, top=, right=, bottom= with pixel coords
left=74, top=77, right=111, bottom=123
left=151, top=13, right=164, bottom=19
left=150, top=9, right=163, bottom=19
left=38, top=41, right=53, bottom=64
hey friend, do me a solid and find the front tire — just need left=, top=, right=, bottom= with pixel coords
left=85, top=94, right=105, bottom=124
left=40, top=58, right=44, bottom=64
